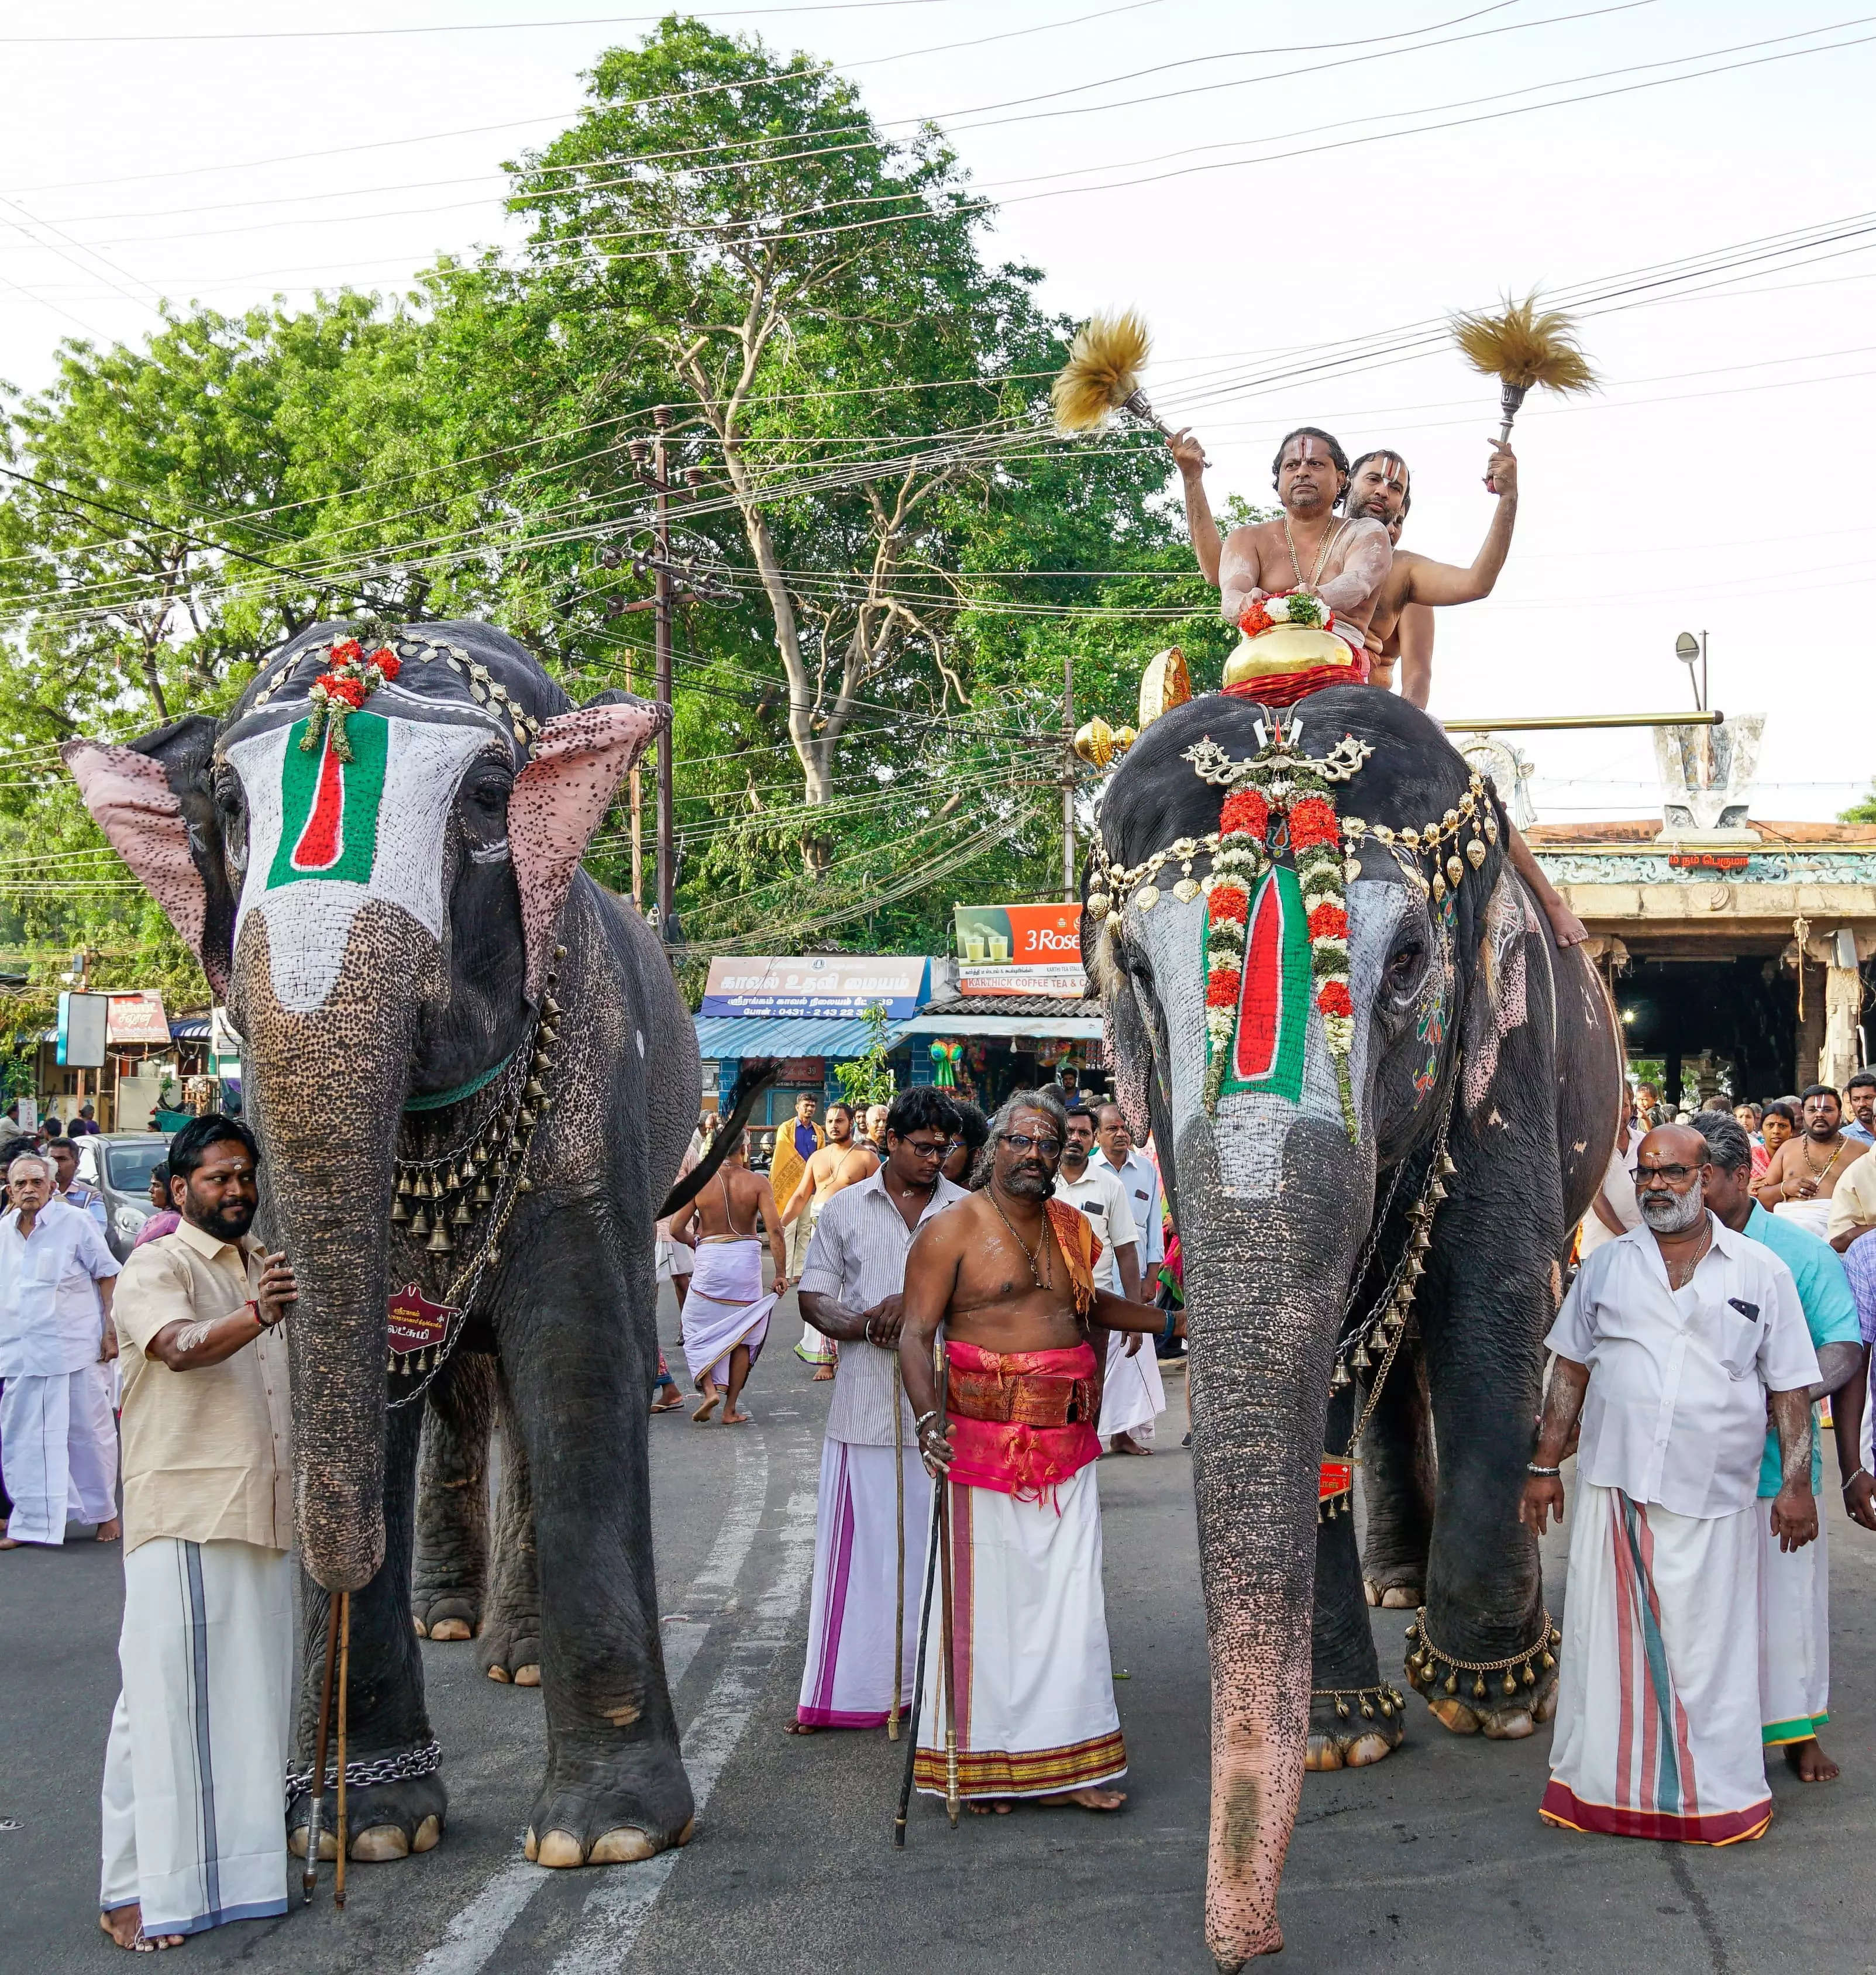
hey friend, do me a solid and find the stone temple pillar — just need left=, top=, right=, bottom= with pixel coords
left=1824, top=953, right=1863, bottom=1092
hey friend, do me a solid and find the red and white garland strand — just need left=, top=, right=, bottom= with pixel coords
left=302, top=636, right=401, bottom=762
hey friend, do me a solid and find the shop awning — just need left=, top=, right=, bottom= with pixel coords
left=897, top=1012, right=1106, bottom=1041
left=693, top=1013, right=912, bottom=1061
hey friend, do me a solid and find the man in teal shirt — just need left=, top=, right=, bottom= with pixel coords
left=1698, top=1114, right=1866, bottom=1781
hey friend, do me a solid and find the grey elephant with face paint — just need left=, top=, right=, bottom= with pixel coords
left=1088, top=684, right=1619, bottom=1966
left=66, top=620, right=702, bottom=1871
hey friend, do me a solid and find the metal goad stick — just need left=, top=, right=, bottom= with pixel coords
left=334, top=1591, right=352, bottom=1908
left=890, top=1357, right=905, bottom=1742
left=892, top=1458, right=946, bottom=1848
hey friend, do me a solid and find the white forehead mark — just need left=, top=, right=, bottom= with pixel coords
left=227, top=716, right=498, bottom=1013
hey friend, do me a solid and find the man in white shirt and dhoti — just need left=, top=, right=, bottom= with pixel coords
left=678, top=1134, right=788, bottom=1425
left=1054, top=1109, right=1163, bottom=1457
left=0, top=1150, right=121, bottom=1549
left=791, top=1090, right=964, bottom=1731
left=1523, top=1124, right=1820, bottom=1845
left=99, top=1115, right=298, bottom=1951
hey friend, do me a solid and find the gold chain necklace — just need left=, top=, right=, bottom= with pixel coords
left=986, top=1185, right=1051, bottom=1290
left=1284, top=512, right=1347, bottom=595
left=1801, top=1136, right=1847, bottom=1188
left=1664, top=1219, right=1713, bottom=1291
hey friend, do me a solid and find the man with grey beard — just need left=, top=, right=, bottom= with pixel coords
left=1522, top=1124, right=1820, bottom=1845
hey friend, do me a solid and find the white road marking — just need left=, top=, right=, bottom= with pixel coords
left=548, top=1436, right=820, bottom=1973
left=412, top=1427, right=777, bottom=1975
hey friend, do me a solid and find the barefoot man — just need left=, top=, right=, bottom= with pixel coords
left=1172, top=425, right=1390, bottom=704
left=1756, top=1085, right=1870, bottom=1239
left=1695, top=1113, right=1867, bottom=1784
left=782, top=1099, right=869, bottom=1377
left=679, top=1133, right=788, bottom=1425
left=899, top=1090, right=1161, bottom=1812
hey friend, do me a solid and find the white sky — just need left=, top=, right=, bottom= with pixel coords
left=2, top=0, right=1872, bottom=821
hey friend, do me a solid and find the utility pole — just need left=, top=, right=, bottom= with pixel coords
left=1061, top=653, right=1076, bottom=904
left=653, top=406, right=675, bottom=939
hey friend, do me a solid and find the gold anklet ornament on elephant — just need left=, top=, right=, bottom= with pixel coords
left=1405, top=1606, right=1561, bottom=1703
left=1311, top=1682, right=1407, bottom=1725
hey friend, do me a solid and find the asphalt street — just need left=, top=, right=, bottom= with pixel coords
left=9, top=1285, right=1876, bottom=1974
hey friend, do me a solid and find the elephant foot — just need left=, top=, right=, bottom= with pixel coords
left=412, top=1587, right=482, bottom=1643
left=1306, top=1686, right=1406, bottom=1770
left=525, top=1783, right=695, bottom=1868
left=481, top=1618, right=542, bottom=1687
left=1412, top=1663, right=1559, bottom=1740
left=289, top=1771, right=448, bottom=1863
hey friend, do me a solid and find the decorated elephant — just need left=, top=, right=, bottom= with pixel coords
left=1086, top=684, right=1619, bottom=1966
left=66, top=618, right=708, bottom=1870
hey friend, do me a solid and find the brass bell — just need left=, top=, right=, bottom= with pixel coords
left=1378, top=1698, right=1392, bottom=1718
left=1444, top=1671, right=1458, bottom=1695
left=426, top=1220, right=454, bottom=1254
left=539, top=1023, right=559, bottom=1046
left=1440, top=1151, right=1459, bottom=1178
left=542, top=995, right=562, bottom=1019
left=391, top=1195, right=411, bottom=1226
left=517, top=1175, right=534, bottom=1193
left=1350, top=1340, right=1372, bottom=1372
left=1549, top=1627, right=1561, bottom=1647
left=1329, top=1360, right=1351, bottom=1391
left=1502, top=1672, right=1517, bottom=1697
left=411, top=1208, right=431, bottom=1238
left=1541, top=1650, right=1557, bottom=1672
left=396, top=1172, right=415, bottom=1198
left=1404, top=1623, right=1419, bottom=1643
left=522, top=1079, right=547, bottom=1102
left=450, top=1199, right=473, bottom=1227
left=519, top=1106, right=538, bottom=1129
left=1335, top=1699, right=1351, bottom=1721
left=531, top=1052, right=552, bottom=1076
left=1360, top=1697, right=1375, bottom=1719
left=473, top=1178, right=495, bottom=1206
left=1473, top=1675, right=1487, bottom=1699
left=535, top=1095, right=555, bottom=1117
left=386, top=1352, right=398, bottom=1374
left=1522, top=1663, right=1536, bottom=1687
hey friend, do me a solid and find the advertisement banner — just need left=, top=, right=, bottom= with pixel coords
left=57, top=992, right=109, bottom=1068
left=952, top=904, right=1088, bottom=997
left=701, top=954, right=927, bottom=1020
left=106, top=990, right=170, bottom=1045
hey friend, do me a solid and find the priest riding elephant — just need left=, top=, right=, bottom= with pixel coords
left=1086, top=683, right=1619, bottom=1966
left=66, top=619, right=701, bottom=1872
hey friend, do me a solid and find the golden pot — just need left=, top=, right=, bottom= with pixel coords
left=1223, top=623, right=1355, bottom=688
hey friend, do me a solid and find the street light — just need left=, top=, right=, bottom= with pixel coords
left=1674, top=629, right=1708, bottom=712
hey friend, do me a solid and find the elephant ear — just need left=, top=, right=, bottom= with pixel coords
left=510, top=694, right=666, bottom=1001
left=61, top=717, right=235, bottom=999
left=1460, top=866, right=1541, bottom=1115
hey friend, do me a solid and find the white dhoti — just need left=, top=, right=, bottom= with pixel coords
left=914, top=1465, right=1125, bottom=1799
left=1097, top=1328, right=1165, bottom=1443
left=680, top=1239, right=776, bottom=1389
left=1759, top=1506, right=1829, bottom=1746
left=655, top=1236, right=694, bottom=1284
left=101, top=1537, right=293, bottom=1935
left=1774, top=1200, right=1833, bottom=1241
left=792, top=1206, right=835, bottom=1366
left=1541, top=1482, right=1770, bottom=1843
left=1, top=1364, right=118, bottom=1544
left=797, top=1439, right=931, bottom=1727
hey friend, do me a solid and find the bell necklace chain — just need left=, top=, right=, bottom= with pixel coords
left=987, top=1183, right=1052, bottom=1290
left=1284, top=511, right=1348, bottom=595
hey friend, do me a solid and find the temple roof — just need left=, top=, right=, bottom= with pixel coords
left=1526, top=820, right=1876, bottom=846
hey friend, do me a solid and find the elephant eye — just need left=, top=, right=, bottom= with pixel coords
left=214, top=774, right=249, bottom=876
left=1385, top=937, right=1426, bottom=993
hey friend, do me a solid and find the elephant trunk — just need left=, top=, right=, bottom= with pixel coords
left=234, top=902, right=439, bottom=1594
left=1184, top=1120, right=1366, bottom=1968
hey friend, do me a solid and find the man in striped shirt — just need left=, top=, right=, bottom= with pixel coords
left=790, top=1089, right=965, bottom=1732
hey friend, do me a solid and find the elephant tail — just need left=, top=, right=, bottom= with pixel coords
left=657, top=1061, right=781, bottom=1222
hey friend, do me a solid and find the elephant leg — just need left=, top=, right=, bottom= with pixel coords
left=1307, top=1384, right=1404, bottom=1771
left=1407, top=1237, right=1556, bottom=1742
left=480, top=1367, right=542, bottom=1687
left=1359, top=1342, right=1436, bottom=1609
left=498, top=1229, right=694, bottom=1866
left=289, top=1395, right=448, bottom=1863
left=411, top=1350, right=495, bottom=1643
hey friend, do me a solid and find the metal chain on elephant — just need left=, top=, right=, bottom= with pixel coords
left=1311, top=1681, right=1407, bottom=1725
left=1405, top=1606, right=1561, bottom=1704
left=284, top=1738, right=443, bottom=1806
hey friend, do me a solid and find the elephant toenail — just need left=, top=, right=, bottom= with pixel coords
left=588, top=1828, right=655, bottom=1864
left=429, top=1618, right=474, bottom=1642
left=524, top=1827, right=538, bottom=1862
left=412, top=1815, right=442, bottom=1852
left=514, top=1664, right=541, bottom=1687
left=535, top=1829, right=586, bottom=1869
left=488, top=1666, right=512, bottom=1683
left=350, top=1824, right=411, bottom=1862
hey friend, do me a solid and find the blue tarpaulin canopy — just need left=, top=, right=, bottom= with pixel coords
left=693, top=1014, right=911, bottom=1061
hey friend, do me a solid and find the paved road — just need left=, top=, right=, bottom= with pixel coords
left=9, top=1289, right=1876, bottom=1973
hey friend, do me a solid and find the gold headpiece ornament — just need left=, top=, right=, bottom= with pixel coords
left=1051, top=311, right=1176, bottom=442
left=1450, top=290, right=1598, bottom=443
left=1070, top=648, right=1193, bottom=770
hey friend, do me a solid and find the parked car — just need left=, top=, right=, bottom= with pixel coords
left=74, top=1131, right=171, bottom=1262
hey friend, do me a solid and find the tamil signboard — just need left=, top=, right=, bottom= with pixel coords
left=701, top=954, right=928, bottom=1020
left=952, top=904, right=1088, bottom=997
left=106, top=990, right=170, bottom=1045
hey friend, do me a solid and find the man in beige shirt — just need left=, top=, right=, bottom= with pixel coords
left=1827, top=1145, right=1876, bottom=1255
left=99, top=1114, right=297, bottom=1953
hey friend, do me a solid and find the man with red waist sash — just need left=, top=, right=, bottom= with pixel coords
left=899, top=1089, right=1162, bottom=1812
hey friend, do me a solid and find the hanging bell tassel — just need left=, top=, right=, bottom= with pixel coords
left=390, top=1196, right=411, bottom=1226
left=1329, top=1360, right=1352, bottom=1391
left=473, top=1178, right=495, bottom=1206
left=410, top=1208, right=431, bottom=1238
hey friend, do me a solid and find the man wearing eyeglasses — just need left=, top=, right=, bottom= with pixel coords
left=789, top=1089, right=965, bottom=1734
left=1522, top=1124, right=1820, bottom=1846
left=898, top=1090, right=1162, bottom=1812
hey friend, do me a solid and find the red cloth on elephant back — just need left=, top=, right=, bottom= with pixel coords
left=944, top=1341, right=1101, bottom=1509
left=1222, top=655, right=1370, bottom=708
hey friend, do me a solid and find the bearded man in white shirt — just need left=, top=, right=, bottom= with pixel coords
left=1522, top=1124, right=1820, bottom=1845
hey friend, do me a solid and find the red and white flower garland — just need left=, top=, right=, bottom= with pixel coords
left=1237, top=586, right=1337, bottom=641
left=302, top=636, right=401, bottom=762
